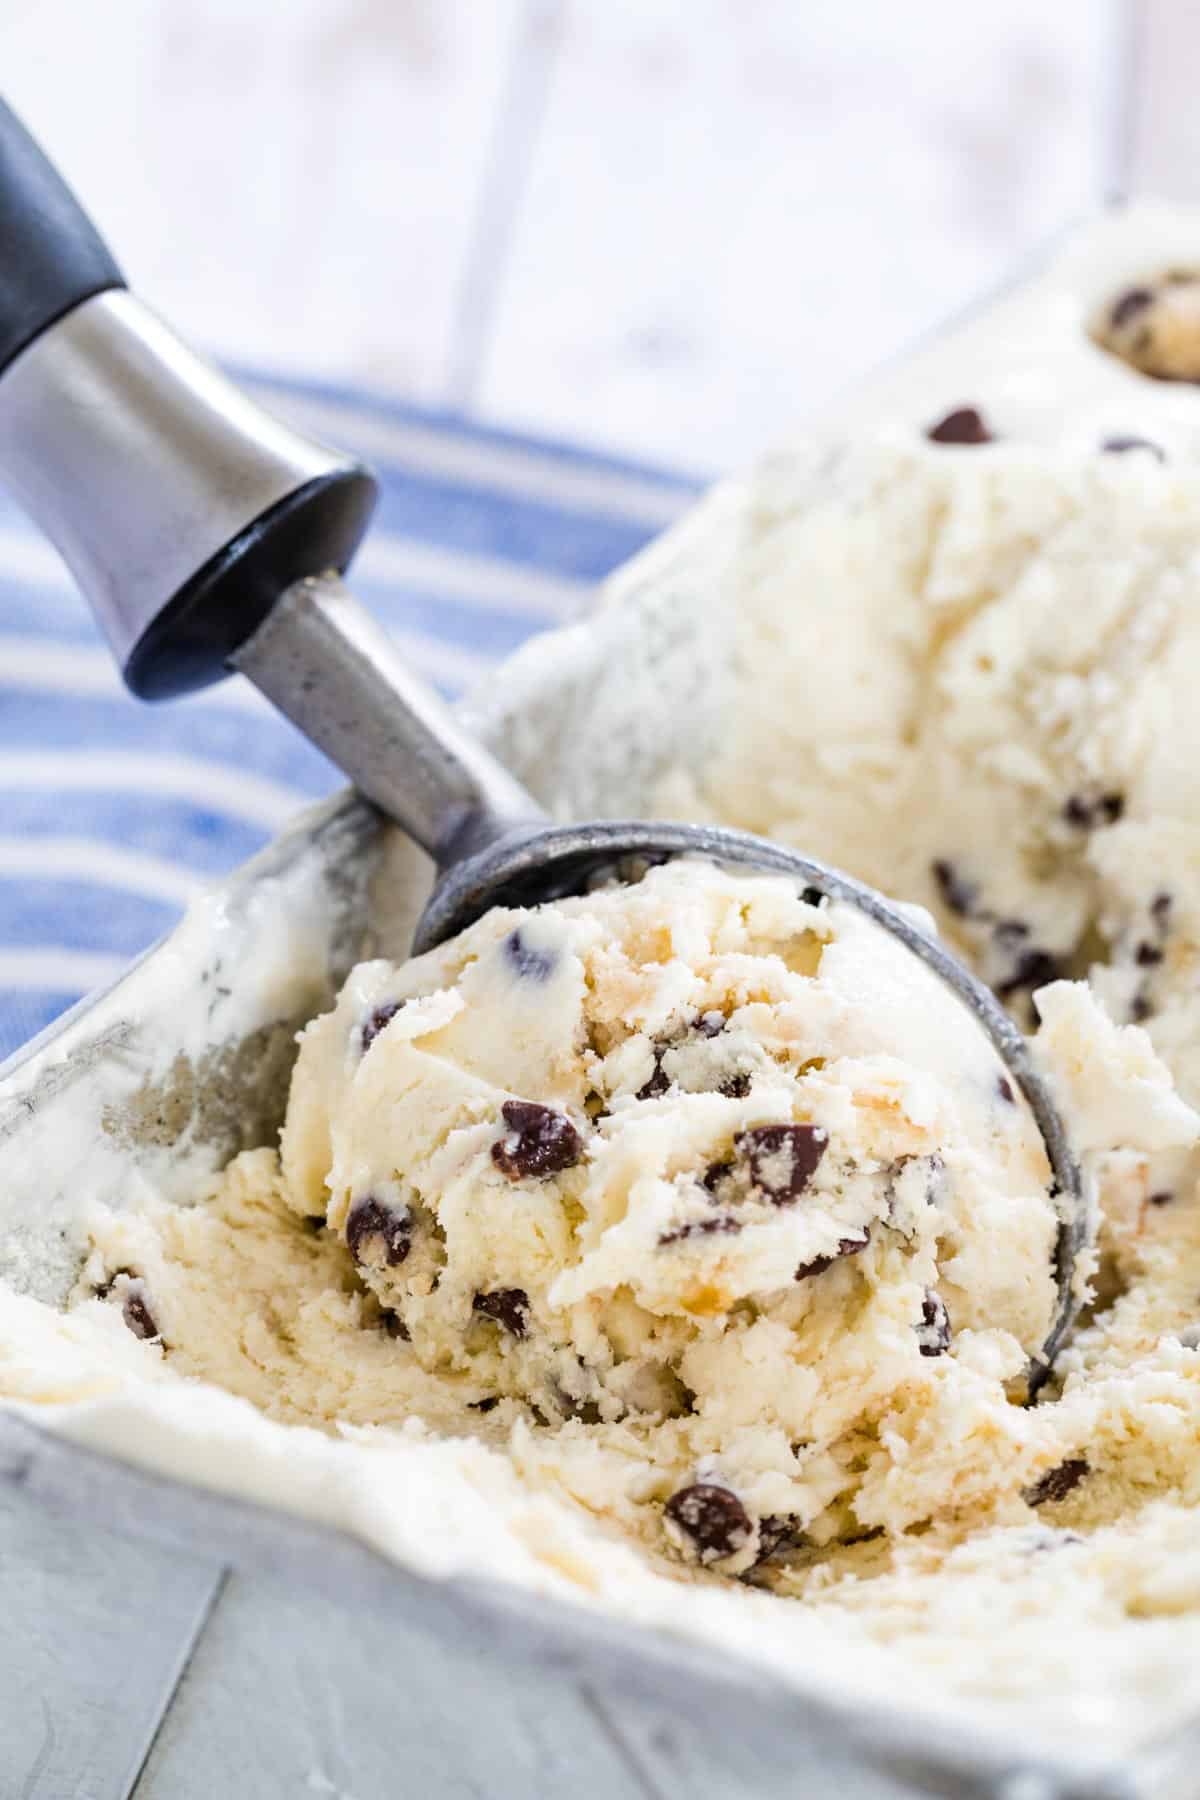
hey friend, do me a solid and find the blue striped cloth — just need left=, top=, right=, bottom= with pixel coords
left=0, top=371, right=701, bottom=1060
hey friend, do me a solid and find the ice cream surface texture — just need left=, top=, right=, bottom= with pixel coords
left=11, top=204, right=1200, bottom=1759
left=78, top=861, right=1078, bottom=1574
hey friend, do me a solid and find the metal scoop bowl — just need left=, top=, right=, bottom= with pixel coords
left=0, top=102, right=1084, bottom=1369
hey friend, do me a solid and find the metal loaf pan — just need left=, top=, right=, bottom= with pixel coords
left=5, top=213, right=1200, bottom=1798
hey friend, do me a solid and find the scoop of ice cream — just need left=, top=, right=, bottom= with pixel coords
left=274, top=858, right=1065, bottom=1567
left=1094, top=270, right=1200, bottom=382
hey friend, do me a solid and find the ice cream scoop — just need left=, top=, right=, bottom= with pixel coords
left=0, top=101, right=1084, bottom=1363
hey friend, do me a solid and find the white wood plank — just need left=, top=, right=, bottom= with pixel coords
left=476, top=0, right=1122, bottom=469
left=0, top=0, right=526, bottom=398
left=134, top=1567, right=958, bottom=1800
left=0, top=1484, right=224, bottom=1800
left=1125, top=0, right=1200, bottom=200
left=134, top=1569, right=656, bottom=1800
left=443, top=0, right=564, bottom=407
left=0, top=1, right=1131, bottom=471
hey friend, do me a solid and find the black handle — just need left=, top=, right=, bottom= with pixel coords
left=0, top=97, right=378, bottom=701
left=0, top=99, right=124, bottom=376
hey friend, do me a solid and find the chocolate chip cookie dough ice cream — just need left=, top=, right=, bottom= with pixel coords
left=65, top=840, right=1199, bottom=1612
left=76, top=861, right=1095, bottom=1573
left=11, top=204, right=1200, bottom=1755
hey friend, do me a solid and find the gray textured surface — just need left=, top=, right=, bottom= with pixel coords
left=134, top=1566, right=648, bottom=1800
left=0, top=1491, right=223, bottom=1799
left=131, top=1565, right=956, bottom=1800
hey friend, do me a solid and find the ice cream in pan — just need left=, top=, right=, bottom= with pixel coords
left=5, top=94, right=1200, bottom=1740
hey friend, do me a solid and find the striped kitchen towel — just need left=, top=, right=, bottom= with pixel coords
left=0, top=371, right=701, bottom=1062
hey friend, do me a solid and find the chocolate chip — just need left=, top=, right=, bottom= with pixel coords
left=97, top=1272, right=163, bottom=1344
left=122, top=1288, right=161, bottom=1343
left=1149, top=1190, right=1174, bottom=1207
left=701, top=1160, right=733, bottom=1193
left=1063, top=791, right=1124, bottom=829
left=1135, top=940, right=1164, bottom=966
left=636, top=1059, right=671, bottom=1101
left=997, top=949, right=1066, bottom=999
left=1101, top=434, right=1165, bottom=461
left=916, top=1290, right=952, bottom=1356
left=473, top=1288, right=530, bottom=1337
left=1024, top=1458, right=1090, bottom=1507
left=931, top=859, right=977, bottom=918
left=754, top=1515, right=799, bottom=1565
left=379, top=1308, right=410, bottom=1340
left=658, top=1214, right=743, bottom=1247
left=737, top=1124, right=828, bottom=1204
left=1131, top=992, right=1154, bottom=1023
left=361, top=1001, right=402, bottom=1054
left=926, top=406, right=993, bottom=446
left=801, top=886, right=824, bottom=907
left=796, top=1233, right=868, bottom=1280
left=504, top=927, right=557, bottom=982
left=1109, top=287, right=1154, bottom=331
left=492, top=1100, right=583, bottom=1180
left=664, top=1482, right=752, bottom=1561
left=719, top=1072, right=752, bottom=1099
left=346, top=1195, right=412, bottom=1268
left=470, top=1396, right=501, bottom=1413
left=997, top=1074, right=1016, bottom=1104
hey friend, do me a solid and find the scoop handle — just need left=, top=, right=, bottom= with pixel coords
left=0, top=99, right=376, bottom=698
left=0, top=99, right=125, bottom=373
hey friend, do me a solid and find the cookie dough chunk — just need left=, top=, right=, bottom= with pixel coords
left=1095, top=270, right=1200, bottom=381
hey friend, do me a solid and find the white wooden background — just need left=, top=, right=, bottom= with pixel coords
left=2, top=0, right=1183, bottom=474
left=0, top=4, right=1195, bottom=1796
